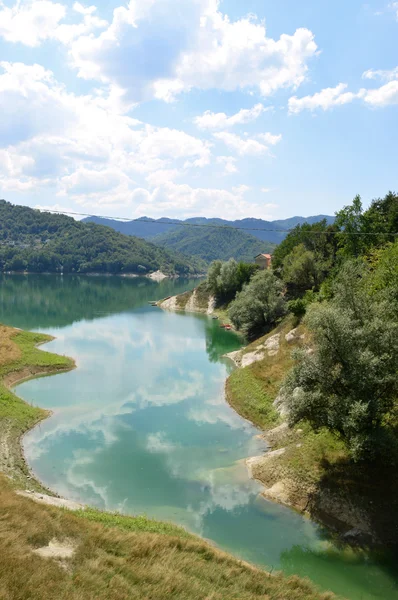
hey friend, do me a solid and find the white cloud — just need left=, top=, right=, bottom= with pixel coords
left=360, top=80, right=398, bottom=106
left=134, top=181, right=275, bottom=220
left=288, top=83, right=358, bottom=114
left=362, top=66, right=398, bottom=81
left=73, top=2, right=96, bottom=15
left=216, top=156, right=238, bottom=175
left=68, top=0, right=317, bottom=103
left=0, top=0, right=106, bottom=47
left=194, top=103, right=268, bottom=129
left=0, top=0, right=65, bottom=46
left=214, top=131, right=281, bottom=155
left=0, top=61, right=281, bottom=219
left=390, top=2, right=398, bottom=19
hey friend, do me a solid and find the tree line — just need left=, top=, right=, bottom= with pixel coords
left=0, top=200, right=206, bottom=275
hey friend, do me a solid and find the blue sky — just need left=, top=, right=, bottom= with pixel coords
left=0, top=0, right=397, bottom=220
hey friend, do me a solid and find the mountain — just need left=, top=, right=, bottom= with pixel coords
left=83, top=214, right=335, bottom=245
left=150, top=226, right=276, bottom=263
left=0, top=201, right=205, bottom=275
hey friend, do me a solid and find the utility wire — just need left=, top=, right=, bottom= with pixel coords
left=42, top=208, right=398, bottom=237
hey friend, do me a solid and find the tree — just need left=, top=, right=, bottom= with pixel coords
left=272, top=219, right=338, bottom=272
left=282, top=244, right=320, bottom=295
left=206, top=259, right=259, bottom=304
left=283, top=260, right=398, bottom=462
left=229, top=270, right=286, bottom=338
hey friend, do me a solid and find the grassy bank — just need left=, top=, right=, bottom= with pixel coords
left=0, top=326, right=75, bottom=490
left=0, top=323, right=334, bottom=600
left=225, top=317, right=398, bottom=549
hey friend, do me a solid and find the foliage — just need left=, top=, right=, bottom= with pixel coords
left=282, top=243, right=321, bottom=295
left=287, top=298, right=307, bottom=318
left=206, top=259, right=259, bottom=304
left=284, top=260, right=398, bottom=462
left=272, top=219, right=338, bottom=272
left=228, top=270, right=286, bottom=338
left=0, top=200, right=205, bottom=275
left=335, top=191, right=398, bottom=257
left=151, top=224, right=276, bottom=263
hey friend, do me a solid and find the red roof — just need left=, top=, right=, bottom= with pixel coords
left=255, top=253, right=272, bottom=259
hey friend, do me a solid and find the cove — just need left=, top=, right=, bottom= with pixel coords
left=1, top=274, right=397, bottom=600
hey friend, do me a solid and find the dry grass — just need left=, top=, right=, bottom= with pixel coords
left=0, top=476, right=335, bottom=600
left=0, top=325, right=21, bottom=365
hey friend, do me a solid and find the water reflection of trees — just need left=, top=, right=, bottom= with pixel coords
left=279, top=543, right=398, bottom=600
left=204, top=319, right=242, bottom=364
left=0, top=274, right=196, bottom=329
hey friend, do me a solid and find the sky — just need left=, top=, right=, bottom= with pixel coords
left=0, top=0, right=397, bottom=221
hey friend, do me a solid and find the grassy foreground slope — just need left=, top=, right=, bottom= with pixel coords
left=0, top=324, right=333, bottom=600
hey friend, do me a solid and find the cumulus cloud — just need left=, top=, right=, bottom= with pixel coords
left=288, top=83, right=358, bottom=114
left=216, top=156, right=238, bottom=174
left=289, top=70, right=398, bottom=113
left=67, top=0, right=317, bottom=102
left=194, top=103, right=268, bottom=129
left=214, top=131, right=281, bottom=155
left=362, top=66, right=398, bottom=81
left=0, top=0, right=106, bottom=47
left=360, top=80, right=398, bottom=106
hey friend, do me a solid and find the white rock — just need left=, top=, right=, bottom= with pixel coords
left=241, top=351, right=265, bottom=368
left=148, top=270, right=167, bottom=281
left=263, top=333, right=280, bottom=356
left=285, top=328, right=299, bottom=343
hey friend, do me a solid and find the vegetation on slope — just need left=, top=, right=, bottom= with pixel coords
left=222, top=191, right=398, bottom=549
left=0, top=325, right=333, bottom=600
left=150, top=225, right=276, bottom=263
left=0, top=200, right=205, bottom=275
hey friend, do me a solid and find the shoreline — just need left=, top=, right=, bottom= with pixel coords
left=1, top=331, right=76, bottom=494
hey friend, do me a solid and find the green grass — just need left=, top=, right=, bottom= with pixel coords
left=225, top=316, right=299, bottom=429
left=227, top=367, right=280, bottom=429
left=76, top=507, right=194, bottom=539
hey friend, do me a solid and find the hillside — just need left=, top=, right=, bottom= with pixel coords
left=0, top=201, right=205, bottom=275
left=84, top=214, right=335, bottom=244
left=150, top=226, right=276, bottom=262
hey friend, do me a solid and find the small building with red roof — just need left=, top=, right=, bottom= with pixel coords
left=254, top=253, right=272, bottom=270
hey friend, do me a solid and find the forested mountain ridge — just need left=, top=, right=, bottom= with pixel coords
left=150, top=226, right=276, bottom=263
left=0, top=200, right=205, bottom=275
left=83, top=214, right=335, bottom=244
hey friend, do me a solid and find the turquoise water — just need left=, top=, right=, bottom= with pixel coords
left=0, top=274, right=397, bottom=600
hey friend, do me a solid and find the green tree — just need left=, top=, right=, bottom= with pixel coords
left=282, top=243, right=320, bottom=295
left=283, top=260, right=398, bottom=462
left=228, top=270, right=286, bottom=338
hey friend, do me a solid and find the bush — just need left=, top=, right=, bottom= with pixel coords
left=287, top=298, right=307, bottom=318
left=228, top=270, right=286, bottom=338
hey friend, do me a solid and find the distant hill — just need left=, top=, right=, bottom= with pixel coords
left=0, top=201, right=205, bottom=275
left=83, top=215, right=335, bottom=245
left=150, top=226, right=276, bottom=263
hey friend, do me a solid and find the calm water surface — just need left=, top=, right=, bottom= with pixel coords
left=1, top=274, right=397, bottom=600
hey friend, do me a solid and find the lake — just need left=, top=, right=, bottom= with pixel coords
left=1, top=274, right=397, bottom=600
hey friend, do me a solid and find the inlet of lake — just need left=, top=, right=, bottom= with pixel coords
left=1, top=274, right=397, bottom=600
